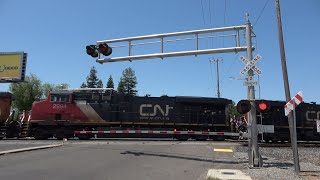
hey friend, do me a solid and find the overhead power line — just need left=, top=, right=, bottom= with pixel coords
left=254, top=0, right=271, bottom=26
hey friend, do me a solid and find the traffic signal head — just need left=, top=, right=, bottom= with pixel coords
left=97, top=43, right=112, bottom=56
left=86, top=45, right=98, bottom=58
left=236, top=100, right=251, bottom=114
left=256, top=100, right=270, bottom=113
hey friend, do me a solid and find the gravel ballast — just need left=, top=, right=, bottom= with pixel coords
left=234, top=146, right=320, bottom=180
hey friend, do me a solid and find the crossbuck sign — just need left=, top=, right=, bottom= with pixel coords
left=240, top=54, right=262, bottom=75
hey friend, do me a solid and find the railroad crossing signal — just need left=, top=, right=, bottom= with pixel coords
left=86, top=45, right=98, bottom=58
left=256, top=100, right=270, bottom=113
left=86, top=43, right=113, bottom=58
left=236, top=100, right=251, bottom=114
left=240, top=54, right=262, bottom=75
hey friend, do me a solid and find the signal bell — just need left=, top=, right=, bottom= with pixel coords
left=236, top=100, right=251, bottom=114
left=256, top=100, right=270, bottom=113
left=97, top=43, right=112, bottom=56
left=86, top=45, right=98, bottom=58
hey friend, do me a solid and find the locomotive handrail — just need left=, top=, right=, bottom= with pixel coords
left=5, top=111, right=15, bottom=124
left=27, top=111, right=31, bottom=122
left=19, top=111, right=25, bottom=124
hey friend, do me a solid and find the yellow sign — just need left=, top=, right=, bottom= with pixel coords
left=0, top=52, right=26, bottom=82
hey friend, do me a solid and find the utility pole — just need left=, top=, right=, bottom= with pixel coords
left=275, top=0, right=300, bottom=173
left=246, top=13, right=262, bottom=167
left=210, top=58, right=223, bottom=98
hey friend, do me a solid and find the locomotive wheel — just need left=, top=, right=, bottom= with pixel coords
left=176, top=135, right=189, bottom=141
left=211, top=136, right=225, bottom=141
left=55, top=128, right=67, bottom=140
left=78, top=135, right=91, bottom=140
left=34, top=134, right=48, bottom=140
left=195, top=136, right=208, bottom=141
left=32, top=129, right=48, bottom=140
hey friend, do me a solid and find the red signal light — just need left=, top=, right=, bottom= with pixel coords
left=259, top=102, right=267, bottom=111
left=236, top=100, right=251, bottom=114
left=86, top=45, right=98, bottom=58
left=256, top=100, right=270, bottom=113
left=98, top=43, right=112, bottom=56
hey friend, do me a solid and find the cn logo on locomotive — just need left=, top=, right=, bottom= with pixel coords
left=139, top=104, right=173, bottom=117
left=306, top=111, right=320, bottom=121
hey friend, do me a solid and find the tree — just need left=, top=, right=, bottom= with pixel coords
left=228, top=101, right=240, bottom=118
left=86, top=66, right=99, bottom=88
left=80, top=82, right=87, bottom=88
left=117, top=67, right=138, bottom=95
left=97, top=80, right=103, bottom=88
left=42, top=83, right=69, bottom=99
left=9, top=74, right=43, bottom=111
left=106, top=75, right=114, bottom=89
left=117, top=77, right=125, bottom=93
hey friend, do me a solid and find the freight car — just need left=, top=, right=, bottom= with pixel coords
left=26, top=88, right=233, bottom=140
left=0, top=92, right=21, bottom=139
left=252, top=100, right=320, bottom=142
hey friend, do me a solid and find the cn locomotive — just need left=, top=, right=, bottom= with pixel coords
left=1, top=89, right=319, bottom=141
left=27, top=88, right=232, bottom=140
left=253, top=100, right=320, bottom=142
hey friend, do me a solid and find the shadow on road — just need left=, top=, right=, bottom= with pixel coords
left=121, top=150, right=246, bottom=164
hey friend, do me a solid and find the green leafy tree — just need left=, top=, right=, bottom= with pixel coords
left=117, top=67, right=138, bottom=95
left=86, top=66, right=99, bottom=88
left=9, top=74, right=43, bottom=111
left=106, top=75, right=114, bottom=89
left=42, top=83, right=69, bottom=99
left=228, top=101, right=240, bottom=118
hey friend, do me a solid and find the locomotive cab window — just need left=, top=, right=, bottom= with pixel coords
left=50, top=95, right=70, bottom=103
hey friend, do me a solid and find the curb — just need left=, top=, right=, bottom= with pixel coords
left=206, top=169, right=252, bottom=180
left=0, top=143, right=64, bottom=155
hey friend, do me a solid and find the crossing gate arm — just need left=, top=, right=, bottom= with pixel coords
left=74, top=130, right=240, bottom=137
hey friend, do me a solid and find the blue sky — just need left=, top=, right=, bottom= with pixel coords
left=0, top=0, right=319, bottom=103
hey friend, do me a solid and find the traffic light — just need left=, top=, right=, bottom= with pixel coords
left=236, top=100, right=251, bottom=114
left=256, top=100, right=271, bottom=113
left=86, top=45, right=98, bottom=58
left=97, top=43, right=112, bottom=56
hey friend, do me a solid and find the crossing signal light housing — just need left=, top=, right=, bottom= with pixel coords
left=86, top=45, right=98, bottom=58
left=236, top=100, right=251, bottom=114
left=256, top=100, right=271, bottom=113
left=97, top=43, right=112, bottom=56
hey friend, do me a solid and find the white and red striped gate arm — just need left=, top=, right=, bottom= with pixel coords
left=284, top=91, right=303, bottom=116
left=74, top=130, right=240, bottom=137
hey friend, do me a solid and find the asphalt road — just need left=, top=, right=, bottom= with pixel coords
left=0, top=140, right=245, bottom=180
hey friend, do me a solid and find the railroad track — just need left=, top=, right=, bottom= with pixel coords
left=231, top=140, right=320, bottom=147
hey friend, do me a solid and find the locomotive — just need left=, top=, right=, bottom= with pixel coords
left=27, top=88, right=233, bottom=140
left=1, top=89, right=319, bottom=141
left=254, top=100, right=320, bottom=142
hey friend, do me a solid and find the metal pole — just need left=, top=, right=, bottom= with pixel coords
left=258, top=75, right=261, bottom=99
left=246, top=13, right=262, bottom=167
left=215, top=58, right=221, bottom=98
left=275, top=0, right=300, bottom=173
